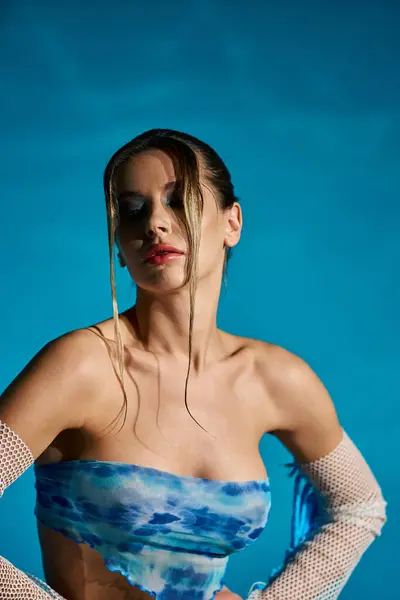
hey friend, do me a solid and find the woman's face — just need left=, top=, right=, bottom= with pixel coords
left=115, top=149, right=241, bottom=293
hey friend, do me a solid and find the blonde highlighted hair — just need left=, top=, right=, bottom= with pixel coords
left=102, top=130, right=238, bottom=436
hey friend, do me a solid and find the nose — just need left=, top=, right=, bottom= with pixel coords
left=144, top=201, right=173, bottom=238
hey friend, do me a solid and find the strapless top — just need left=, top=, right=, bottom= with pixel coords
left=34, top=460, right=272, bottom=600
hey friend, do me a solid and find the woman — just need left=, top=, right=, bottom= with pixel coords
left=0, top=129, right=387, bottom=600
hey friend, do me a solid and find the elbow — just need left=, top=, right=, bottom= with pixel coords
left=331, top=493, right=388, bottom=539
left=376, top=495, right=388, bottom=535
left=368, top=486, right=388, bottom=537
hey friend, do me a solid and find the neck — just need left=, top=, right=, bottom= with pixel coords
left=130, top=272, right=225, bottom=373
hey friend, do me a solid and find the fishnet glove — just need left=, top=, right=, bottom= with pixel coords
left=0, top=420, right=66, bottom=599
left=247, top=429, right=387, bottom=600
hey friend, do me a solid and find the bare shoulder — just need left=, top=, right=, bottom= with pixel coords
left=223, top=332, right=287, bottom=375
left=0, top=327, right=114, bottom=460
left=230, top=335, right=343, bottom=462
left=1, top=327, right=105, bottom=405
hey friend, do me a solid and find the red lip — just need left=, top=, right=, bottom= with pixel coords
left=145, top=244, right=185, bottom=261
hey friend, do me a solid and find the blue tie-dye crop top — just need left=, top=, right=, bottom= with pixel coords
left=34, top=460, right=271, bottom=600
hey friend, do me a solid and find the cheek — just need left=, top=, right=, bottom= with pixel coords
left=199, top=213, right=225, bottom=260
left=202, top=201, right=226, bottom=237
left=117, top=227, right=143, bottom=261
left=117, top=219, right=141, bottom=244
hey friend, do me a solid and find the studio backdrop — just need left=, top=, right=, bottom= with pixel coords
left=0, top=1, right=398, bottom=599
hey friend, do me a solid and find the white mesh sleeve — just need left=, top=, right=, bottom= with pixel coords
left=247, top=429, right=387, bottom=600
left=0, top=420, right=66, bottom=599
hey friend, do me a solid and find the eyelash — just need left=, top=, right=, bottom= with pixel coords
left=122, top=196, right=183, bottom=218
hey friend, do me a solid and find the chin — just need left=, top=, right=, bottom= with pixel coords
left=133, top=270, right=189, bottom=295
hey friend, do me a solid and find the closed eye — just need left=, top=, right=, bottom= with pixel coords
left=118, top=193, right=184, bottom=220
left=166, top=193, right=184, bottom=210
left=119, top=201, right=146, bottom=218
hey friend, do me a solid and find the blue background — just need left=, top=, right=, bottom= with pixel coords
left=0, top=1, right=398, bottom=598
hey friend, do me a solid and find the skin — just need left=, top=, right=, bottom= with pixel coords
left=0, top=149, right=342, bottom=599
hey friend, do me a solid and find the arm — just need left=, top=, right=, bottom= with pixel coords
left=0, top=331, right=101, bottom=598
left=248, top=345, right=387, bottom=600
left=216, top=585, right=244, bottom=600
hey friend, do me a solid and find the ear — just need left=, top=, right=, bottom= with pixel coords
left=224, top=202, right=242, bottom=249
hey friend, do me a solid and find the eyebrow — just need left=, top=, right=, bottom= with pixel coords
left=117, top=181, right=176, bottom=203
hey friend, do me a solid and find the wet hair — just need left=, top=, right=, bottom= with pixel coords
left=102, top=129, right=239, bottom=436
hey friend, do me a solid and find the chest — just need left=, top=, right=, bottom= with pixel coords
left=38, top=351, right=273, bottom=480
